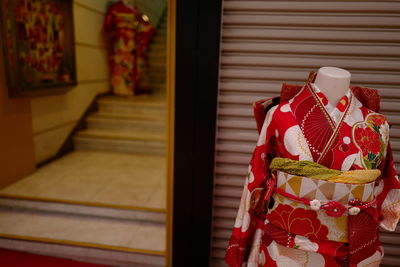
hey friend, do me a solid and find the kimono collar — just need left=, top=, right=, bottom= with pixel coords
left=309, top=83, right=352, bottom=125
left=289, top=83, right=353, bottom=165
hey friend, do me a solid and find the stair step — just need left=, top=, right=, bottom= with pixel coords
left=149, top=84, right=166, bottom=91
left=149, top=66, right=166, bottom=72
left=149, top=62, right=166, bottom=69
left=149, top=67, right=166, bottom=73
left=149, top=85, right=166, bottom=98
left=75, top=129, right=166, bottom=142
left=87, top=114, right=166, bottom=132
left=149, top=74, right=166, bottom=83
left=98, top=96, right=165, bottom=107
left=0, top=209, right=165, bottom=266
left=156, top=28, right=166, bottom=34
left=74, top=134, right=166, bottom=156
left=150, top=44, right=166, bottom=51
left=149, top=71, right=166, bottom=77
left=152, top=38, right=166, bottom=44
left=148, top=51, right=167, bottom=59
left=149, top=57, right=166, bottom=64
left=152, top=37, right=166, bottom=43
left=149, top=69, right=166, bottom=76
left=0, top=197, right=166, bottom=223
left=149, top=51, right=166, bottom=57
left=98, top=96, right=166, bottom=116
left=94, top=111, right=165, bottom=122
left=151, top=41, right=166, bottom=47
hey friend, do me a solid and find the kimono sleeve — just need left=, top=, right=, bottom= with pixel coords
left=104, top=6, right=116, bottom=35
left=376, top=144, right=400, bottom=231
left=225, top=106, right=278, bottom=267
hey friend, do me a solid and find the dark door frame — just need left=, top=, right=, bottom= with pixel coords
left=173, top=0, right=222, bottom=265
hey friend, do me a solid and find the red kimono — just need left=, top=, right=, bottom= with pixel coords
left=225, top=81, right=400, bottom=266
left=104, top=1, right=155, bottom=96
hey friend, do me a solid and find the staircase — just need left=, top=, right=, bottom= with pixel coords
left=73, top=11, right=167, bottom=156
left=74, top=96, right=166, bottom=156
left=148, top=12, right=167, bottom=98
left=0, top=12, right=168, bottom=267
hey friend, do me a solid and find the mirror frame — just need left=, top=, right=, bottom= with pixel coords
left=166, top=0, right=175, bottom=265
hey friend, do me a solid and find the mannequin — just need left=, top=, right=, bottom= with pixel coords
left=104, top=0, right=155, bottom=96
left=312, top=66, right=351, bottom=111
left=225, top=69, right=400, bottom=267
left=120, top=0, right=133, bottom=8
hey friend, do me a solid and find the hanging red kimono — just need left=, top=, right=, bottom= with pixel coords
left=104, top=1, right=155, bottom=96
left=225, top=78, right=400, bottom=266
left=134, top=15, right=156, bottom=94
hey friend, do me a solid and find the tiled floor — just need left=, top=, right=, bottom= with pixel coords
left=0, top=151, right=166, bottom=210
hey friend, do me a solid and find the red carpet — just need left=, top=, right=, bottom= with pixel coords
left=0, top=249, right=111, bottom=267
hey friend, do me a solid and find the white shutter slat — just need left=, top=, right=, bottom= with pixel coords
left=222, top=42, right=400, bottom=57
left=214, top=178, right=244, bottom=189
left=215, top=165, right=248, bottom=176
left=219, top=94, right=400, bottom=112
left=220, top=81, right=282, bottom=93
left=216, top=143, right=254, bottom=153
left=214, top=207, right=238, bottom=219
left=220, top=81, right=400, bottom=101
left=391, top=140, right=400, bottom=152
left=218, top=107, right=253, bottom=117
left=381, top=232, right=400, bottom=245
left=213, top=239, right=229, bottom=250
left=217, top=119, right=257, bottom=130
left=221, top=68, right=400, bottom=85
left=212, top=228, right=232, bottom=240
left=215, top=154, right=250, bottom=164
left=223, top=14, right=400, bottom=28
left=213, top=218, right=236, bottom=230
left=221, top=55, right=400, bottom=71
left=212, top=1, right=400, bottom=265
left=387, top=113, right=400, bottom=125
left=223, top=28, right=400, bottom=43
left=218, top=131, right=258, bottom=142
left=224, top=1, right=400, bottom=13
left=214, top=187, right=243, bottom=199
left=213, top=197, right=241, bottom=209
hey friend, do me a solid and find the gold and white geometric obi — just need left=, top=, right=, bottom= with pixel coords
left=269, top=171, right=376, bottom=242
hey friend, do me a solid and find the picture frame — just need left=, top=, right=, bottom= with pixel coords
left=0, top=0, right=77, bottom=97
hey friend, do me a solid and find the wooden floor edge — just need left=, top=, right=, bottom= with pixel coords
left=0, top=234, right=166, bottom=256
left=0, top=194, right=167, bottom=213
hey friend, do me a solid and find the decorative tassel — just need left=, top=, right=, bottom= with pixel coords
left=310, top=199, right=321, bottom=210
left=349, top=207, right=361, bottom=215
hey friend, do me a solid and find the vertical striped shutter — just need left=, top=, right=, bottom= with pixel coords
left=211, top=1, right=400, bottom=266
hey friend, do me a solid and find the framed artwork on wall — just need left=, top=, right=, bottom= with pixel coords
left=0, top=0, right=77, bottom=97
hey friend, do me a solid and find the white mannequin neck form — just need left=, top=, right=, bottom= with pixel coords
left=121, top=0, right=133, bottom=8
left=312, top=66, right=351, bottom=111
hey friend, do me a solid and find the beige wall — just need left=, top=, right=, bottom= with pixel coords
left=31, top=0, right=111, bottom=163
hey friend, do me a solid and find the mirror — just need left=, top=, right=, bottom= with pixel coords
left=0, top=0, right=174, bottom=266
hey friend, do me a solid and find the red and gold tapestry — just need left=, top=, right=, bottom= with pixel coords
left=0, top=0, right=76, bottom=96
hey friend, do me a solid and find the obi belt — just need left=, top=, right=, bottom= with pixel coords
left=264, top=158, right=382, bottom=264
